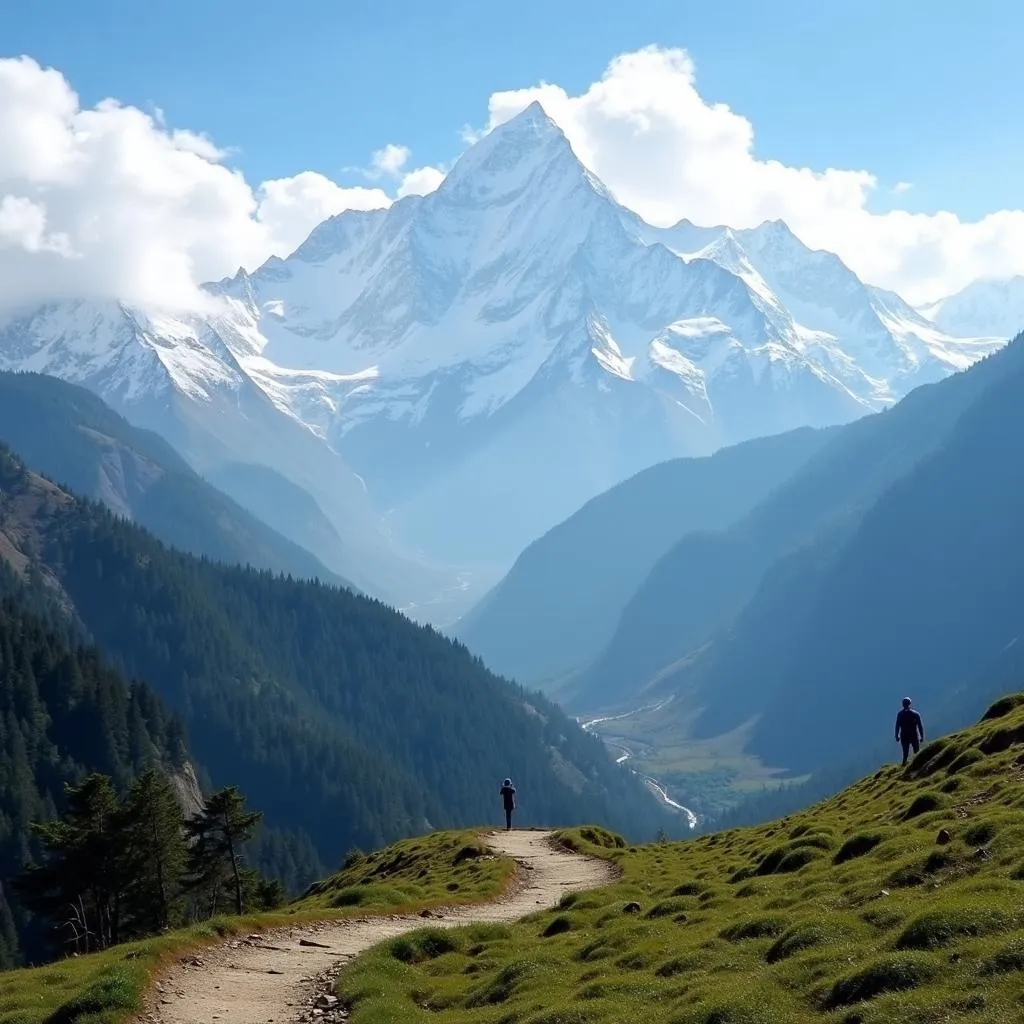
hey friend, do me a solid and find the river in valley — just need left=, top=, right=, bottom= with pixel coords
left=579, top=702, right=699, bottom=830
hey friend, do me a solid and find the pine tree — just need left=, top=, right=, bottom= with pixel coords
left=185, top=787, right=262, bottom=917
left=0, top=883, right=19, bottom=969
left=120, top=769, right=188, bottom=935
left=14, top=774, right=123, bottom=952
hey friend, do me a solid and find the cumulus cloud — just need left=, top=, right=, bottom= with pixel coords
left=370, top=143, right=411, bottom=177
left=367, top=142, right=445, bottom=198
left=397, top=165, right=447, bottom=198
left=478, top=46, right=1024, bottom=303
left=255, top=172, right=390, bottom=257
left=5, top=47, right=1024, bottom=313
left=0, top=56, right=396, bottom=312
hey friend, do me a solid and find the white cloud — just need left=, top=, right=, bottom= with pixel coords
left=0, top=195, right=74, bottom=255
left=478, top=45, right=1024, bottom=303
left=255, top=172, right=390, bottom=258
left=5, top=47, right=1024, bottom=313
left=370, top=143, right=411, bottom=177
left=368, top=142, right=445, bottom=199
left=171, top=129, right=229, bottom=162
left=397, top=165, right=446, bottom=198
left=0, top=56, right=399, bottom=313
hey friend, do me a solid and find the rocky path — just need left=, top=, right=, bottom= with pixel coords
left=142, top=830, right=616, bottom=1024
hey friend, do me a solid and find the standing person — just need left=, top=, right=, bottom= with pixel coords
left=895, top=697, right=925, bottom=766
left=499, top=778, right=516, bottom=831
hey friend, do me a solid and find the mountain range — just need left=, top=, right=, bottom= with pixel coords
left=469, top=329, right=1024, bottom=819
left=0, top=102, right=1006, bottom=619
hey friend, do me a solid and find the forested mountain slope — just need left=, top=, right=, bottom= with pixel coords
left=573, top=335, right=1024, bottom=714
left=0, top=449, right=666, bottom=894
left=0, top=372, right=345, bottom=587
left=0, top=570, right=188, bottom=967
left=456, top=427, right=833, bottom=687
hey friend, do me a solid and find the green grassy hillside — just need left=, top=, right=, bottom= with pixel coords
left=0, top=832, right=514, bottom=1024
left=296, top=832, right=516, bottom=914
left=338, top=695, right=1024, bottom=1024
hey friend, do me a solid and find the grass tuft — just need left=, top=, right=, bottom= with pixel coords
left=900, top=792, right=946, bottom=820
left=895, top=904, right=1012, bottom=949
left=833, top=831, right=884, bottom=865
left=825, top=953, right=938, bottom=1008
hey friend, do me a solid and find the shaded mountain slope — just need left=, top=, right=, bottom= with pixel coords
left=0, top=372, right=346, bottom=587
left=456, top=427, right=834, bottom=687
left=573, top=337, right=1023, bottom=713
left=700, top=346, right=1024, bottom=771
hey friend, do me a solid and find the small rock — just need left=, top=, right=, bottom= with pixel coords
left=880, top=889, right=890, bottom=897
left=623, top=901, right=642, bottom=914
left=974, top=846, right=990, bottom=860
left=299, top=938, right=332, bottom=948
left=936, top=828, right=952, bottom=845
left=317, top=995, right=339, bottom=1010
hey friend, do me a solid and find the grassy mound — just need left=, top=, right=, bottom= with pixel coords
left=336, top=695, right=1024, bottom=1024
left=296, top=831, right=514, bottom=912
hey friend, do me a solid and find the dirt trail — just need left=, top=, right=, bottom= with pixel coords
left=142, top=830, right=616, bottom=1024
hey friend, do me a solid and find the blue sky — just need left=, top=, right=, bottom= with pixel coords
left=6, top=0, right=1023, bottom=221
left=3, top=0, right=1024, bottom=307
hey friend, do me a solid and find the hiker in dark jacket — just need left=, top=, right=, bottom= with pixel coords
left=895, top=697, right=924, bottom=766
left=499, top=778, right=516, bottom=831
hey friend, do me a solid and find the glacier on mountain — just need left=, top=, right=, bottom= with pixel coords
left=0, top=102, right=1006, bottom=619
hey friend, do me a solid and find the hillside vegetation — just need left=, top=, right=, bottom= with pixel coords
left=0, top=446, right=665, bottom=900
left=0, top=831, right=515, bottom=1024
left=0, top=577, right=187, bottom=967
left=337, top=695, right=1024, bottom=1024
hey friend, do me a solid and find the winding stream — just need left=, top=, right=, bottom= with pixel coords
left=578, top=703, right=699, bottom=830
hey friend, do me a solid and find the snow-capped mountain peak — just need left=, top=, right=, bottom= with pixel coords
left=0, top=108, right=1009, bottom=614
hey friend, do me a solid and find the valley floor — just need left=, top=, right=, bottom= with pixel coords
left=582, top=696, right=803, bottom=822
left=141, top=830, right=615, bottom=1024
